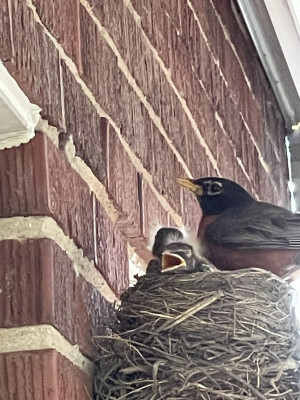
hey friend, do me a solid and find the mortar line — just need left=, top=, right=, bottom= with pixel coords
left=0, top=325, right=94, bottom=375
left=214, top=113, right=251, bottom=183
left=206, top=0, right=253, bottom=92
left=194, top=75, right=273, bottom=198
left=123, top=0, right=270, bottom=198
left=37, top=119, right=183, bottom=228
left=207, top=0, right=283, bottom=156
left=78, top=0, right=193, bottom=178
left=239, top=112, right=281, bottom=164
left=121, top=0, right=221, bottom=175
left=187, top=0, right=279, bottom=171
left=37, top=122, right=177, bottom=272
left=0, top=215, right=118, bottom=303
left=192, top=73, right=258, bottom=197
left=26, top=0, right=191, bottom=179
left=194, top=74, right=281, bottom=198
left=26, top=0, right=183, bottom=228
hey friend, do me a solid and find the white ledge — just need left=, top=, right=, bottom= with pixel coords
left=0, top=325, right=94, bottom=375
left=0, top=60, right=41, bottom=150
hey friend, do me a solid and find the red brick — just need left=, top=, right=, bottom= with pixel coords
left=92, top=1, right=162, bottom=116
left=263, top=98, right=287, bottom=156
left=181, top=188, right=201, bottom=236
left=79, top=5, right=121, bottom=121
left=0, top=0, right=13, bottom=61
left=0, top=239, right=50, bottom=328
left=0, top=134, right=49, bottom=217
left=90, top=0, right=209, bottom=175
left=150, top=123, right=185, bottom=216
left=211, top=0, right=286, bottom=151
left=79, top=3, right=220, bottom=215
left=81, top=3, right=188, bottom=218
left=185, top=129, right=216, bottom=180
left=79, top=5, right=153, bottom=172
left=74, top=274, right=113, bottom=357
left=62, top=63, right=107, bottom=185
left=88, top=0, right=270, bottom=201
left=32, top=0, right=82, bottom=71
left=0, top=350, right=93, bottom=400
left=90, top=0, right=126, bottom=53
left=128, top=0, right=145, bottom=16
left=133, top=0, right=177, bottom=70
left=0, top=239, right=112, bottom=358
left=190, top=0, right=285, bottom=153
left=127, top=0, right=288, bottom=203
left=0, top=133, right=95, bottom=260
left=94, top=197, right=129, bottom=296
left=4, top=0, right=63, bottom=129
left=118, top=81, right=153, bottom=171
left=134, top=0, right=171, bottom=68
left=107, top=124, right=141, bottom=237
left=158, top=71, right=192, bottom=152
left=141, top=178, right=169, bottom=244
left=47, top=135, right=95, bottom=259
left=80, top=6, right=192, bottom=236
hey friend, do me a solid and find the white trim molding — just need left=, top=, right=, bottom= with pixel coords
left=237, top=0, right=300, bottom=210
left=0, top=60, right=41, bottom=150
left=237, top=0, right=300, bottom=130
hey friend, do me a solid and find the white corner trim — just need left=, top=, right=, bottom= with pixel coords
left=287, top=0, right=300, bottom=55
left=264, top=0, right=300, bottom=102
left=0, top=60, right=41, bottom=150
left=237, top=0, right=300, bottom=129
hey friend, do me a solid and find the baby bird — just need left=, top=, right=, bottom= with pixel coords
left=146, top=227, right=214, bottom=274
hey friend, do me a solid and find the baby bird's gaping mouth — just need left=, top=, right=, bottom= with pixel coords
left=161, top=251, right=187, bottom=272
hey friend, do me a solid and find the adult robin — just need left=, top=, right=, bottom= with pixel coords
left=178, top=177, right=300, bottom=279
left=146, top=227, right=213, bottom=274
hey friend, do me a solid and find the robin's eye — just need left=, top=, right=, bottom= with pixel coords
left=208, top=182, right=223, bottom=195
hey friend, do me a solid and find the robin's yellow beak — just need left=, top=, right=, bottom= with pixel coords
left=177, top=178, right=203, bottom=196
left=161, top=251, right=186, bottom=272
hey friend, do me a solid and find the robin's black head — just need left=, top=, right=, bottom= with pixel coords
left=178, top=177, right=254, bottom=216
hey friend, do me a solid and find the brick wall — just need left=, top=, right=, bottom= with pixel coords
left=0, top=0, right=288, bottom=398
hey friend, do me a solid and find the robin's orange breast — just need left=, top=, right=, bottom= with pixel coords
left=203, top=242, right=300, bottom=277
left=198, top=215, right=300, bottom=278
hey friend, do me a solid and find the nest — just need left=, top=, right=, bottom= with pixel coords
left=94, top=268, right=300, bottom=399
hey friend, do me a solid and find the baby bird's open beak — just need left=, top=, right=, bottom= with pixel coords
left=161, top=251, right=187, bottom=272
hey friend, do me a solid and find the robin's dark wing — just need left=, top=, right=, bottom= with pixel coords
left=206, top=202, right=300, bottom=249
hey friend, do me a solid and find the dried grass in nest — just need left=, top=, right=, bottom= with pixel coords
left=94, top=268, right=300, bottom=399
